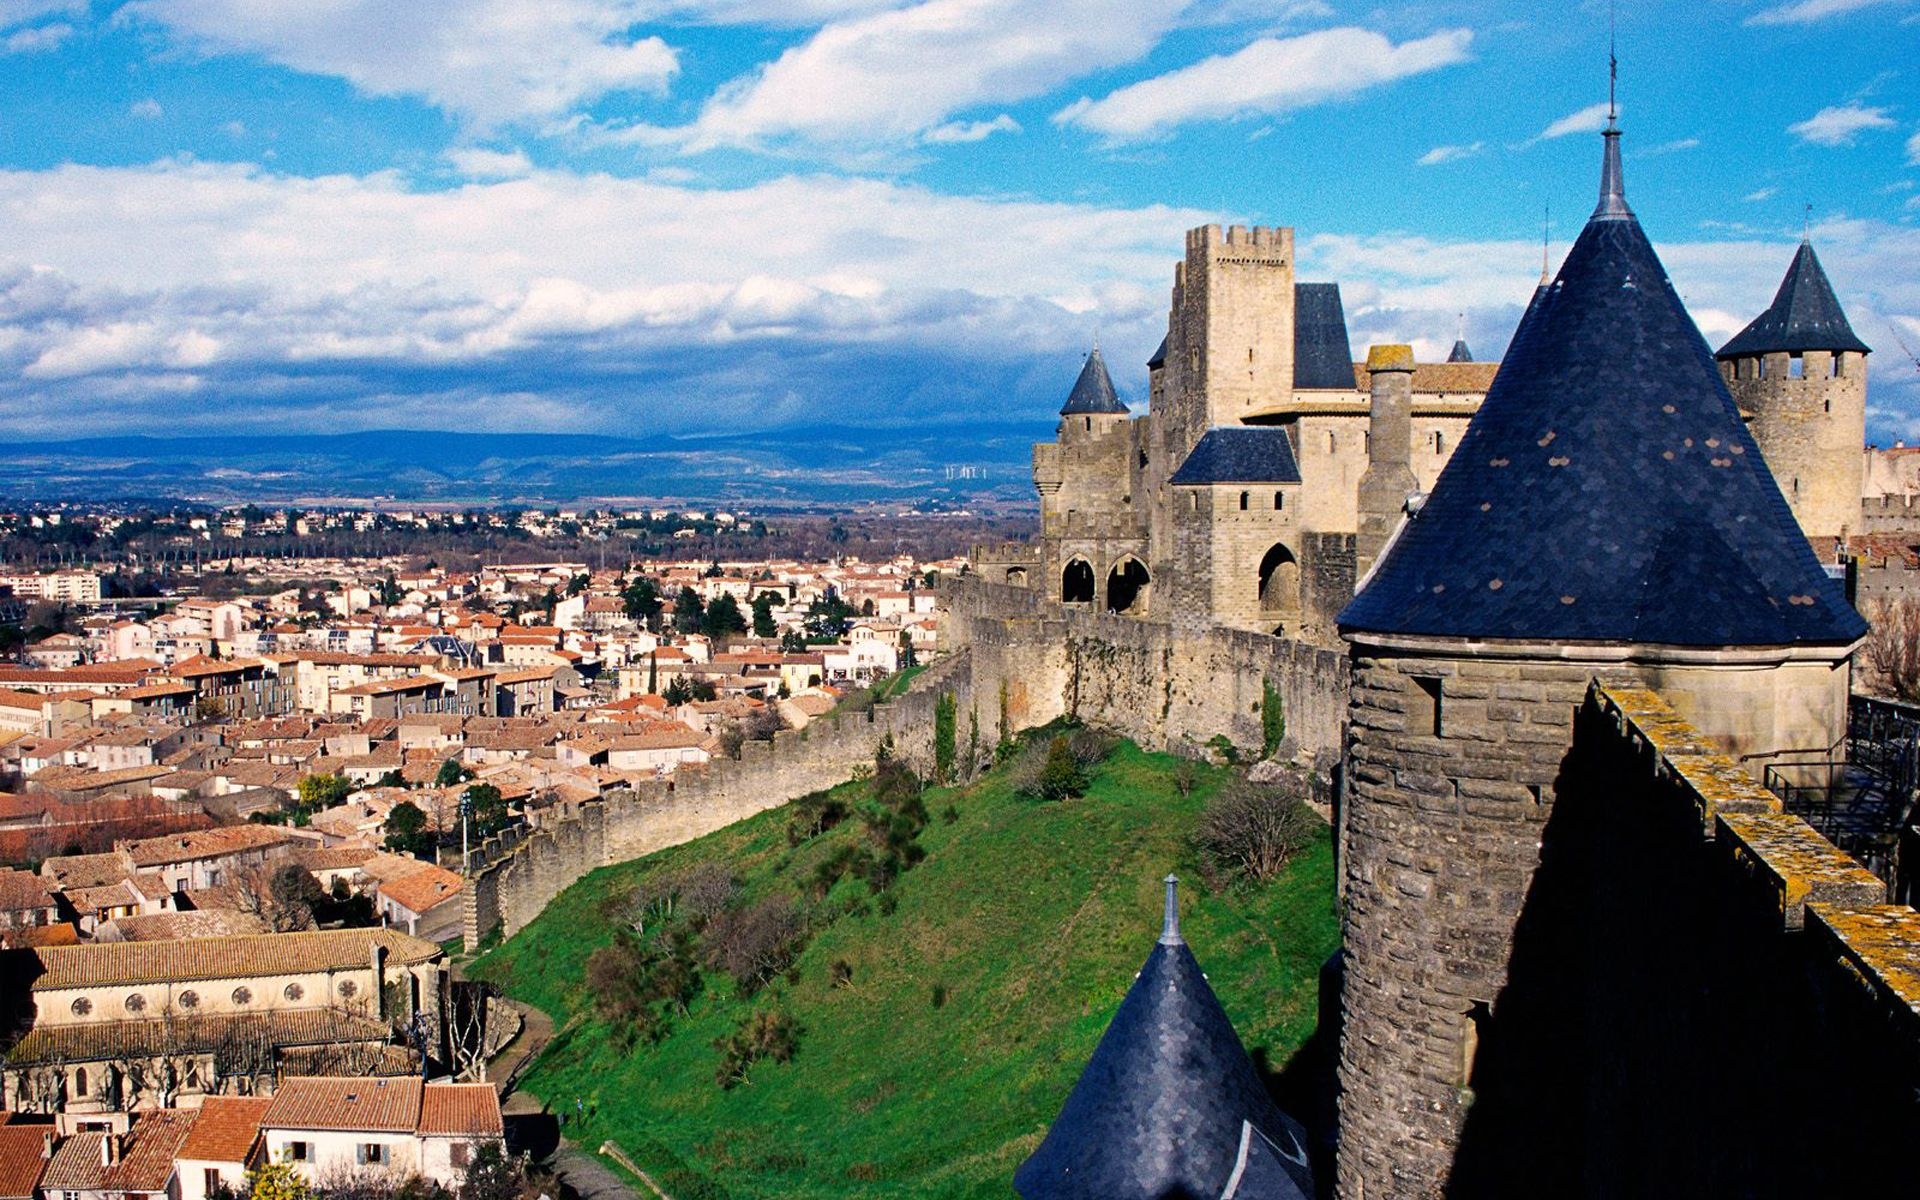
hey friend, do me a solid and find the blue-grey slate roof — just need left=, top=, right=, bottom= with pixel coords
left=1339, top=130, right=1866, bottom=648
left=1293, top=283, right=1354, bottom=389
left=1447, top=338, right=1474, bottom=363
left=1147, top=335, right=1168, bottom=369
left=1168, top=427, right=1302, bottom=486
left=1061, top=348, right=1128, bottom=415
left=1013, top=916, right=1312, bottom=1200
left=1716, top=240, right=1870, bottom=358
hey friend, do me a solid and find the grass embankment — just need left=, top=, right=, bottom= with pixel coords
left=471, top=735, right=1338, bottom=1200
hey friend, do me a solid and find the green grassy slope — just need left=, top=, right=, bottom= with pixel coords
left=472, top=738, right=1339, bottom=1199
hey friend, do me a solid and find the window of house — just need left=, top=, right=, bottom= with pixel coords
left=179, top=990, right=198, bottom=1009
left=231, top=987, right=252, bottom=1006
left=206, top=1169, right=222, bottom=1195
left=450, top=1143, right=471, bottom=1169
left=1434, top=431, right=1445, bottom=455
left=287, top=1142, right=312, bottom=1163
left=70, top=998, right=91, bottom=1017
left=1408, top=676, right=1444, bottom=737
left=1238, top=491, right=1249, bottom=511
left=1273, top=492, right=1283, bottom=511
left=338, top=980, right=358, bottom=999
left=284, top=983, right=304, bottom=1002
left=74, top=1067, right=88, bottom=1097
left=357, top=1144, right=390, bottom=1167
left=124, top=994, right=147, bottom=1014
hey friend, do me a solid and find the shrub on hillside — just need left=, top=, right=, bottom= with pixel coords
left=786, top=788, right=850, bottom=845
left=713, top=1007, right=800, bottom=1089
left=585, top=927, right=702, bottom=1045
left=701, top=894, right=808, bottom=995
left=1192, top=773, right=1318, bottom=886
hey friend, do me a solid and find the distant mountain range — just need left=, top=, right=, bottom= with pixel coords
left=2, top=423, right=1052, bottom=507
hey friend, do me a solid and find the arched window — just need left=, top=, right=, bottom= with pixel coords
left=1238, top=491, right=1249, bottom=511
left=1272, top=492, right=1283, bottom=511
left=1434, top=431, right=1445, bottom=454
left=1062, top=559, right=1096, bottom=604
left=1105, top=559, right=1151, bottom=614
left=75, top=1067, right=89, bottom=1097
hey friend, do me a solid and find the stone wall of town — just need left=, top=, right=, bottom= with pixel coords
left=1336, top=679, right=1920, bottom=1198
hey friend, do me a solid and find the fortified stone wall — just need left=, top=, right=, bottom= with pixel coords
left=464, top=650, right=977, bottom=943
left=1723, top=348, right=1867, bottom=541
left=1338, top=680, right=1920, bottom=1198
left=944, top=576, right=1348, bottom=758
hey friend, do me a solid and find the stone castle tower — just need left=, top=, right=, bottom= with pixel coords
left=1332, top=117, right=1866, bottom=1198
left=1013, top=226, right=1498, bottom=639
left=1716, top=239, right=1873, bottom=543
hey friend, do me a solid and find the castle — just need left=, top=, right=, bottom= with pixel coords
left=986, top=165, right=1877, bottom=642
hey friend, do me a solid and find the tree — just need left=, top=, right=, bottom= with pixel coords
left=1864, top=596, right=1920, bottom=702
left=621, top=578, right=662, bottom=630
left=385, top=801, right=434, bottom=857
left=464, top=783, right=514, bottom=839
left=376, top=769, right=407, bottom=789
left=297, top=773, right=353, bottom=811
left=435, top=758, right=472, bottom=788
left=566, top=572, right=590, bottom=596
left=247, top=1158, right=314, bottom=1200
left=1037, top=736, right=1087, bottom=801
left=704, top=592, right=747, bottom=639
left=751, top=592, right=778, bottom=639
left=460, top=1142, right=530, bottom=1200
left=673, top=586, right=705, bottom=633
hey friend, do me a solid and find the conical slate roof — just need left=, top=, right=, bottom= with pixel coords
left=1339, top=125, right=1866, bottom=648
left=1148, top=335, right=1168, bottom=370
left=1447, top=338, right=1474, bottom=363
left=1061, top=347, right=1128, bottom=415
left=1014, top=879, right=1313, bottom=1200
left=1293, top=283, right=1355, bottom=388
left=1717, top=240, right=1870, bottom=358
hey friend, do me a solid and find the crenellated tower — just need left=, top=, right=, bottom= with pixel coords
left=1715, top=239, right=1872, bottom=544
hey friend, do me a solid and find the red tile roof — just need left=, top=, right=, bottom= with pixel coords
left=418, top=1084, right=503, bottom=1138
left=178, top=1097, right=273, bottom=1164
left=0, top=1124, right=52, bottom=1199
left=263, top=1077, right=421, bottom=1134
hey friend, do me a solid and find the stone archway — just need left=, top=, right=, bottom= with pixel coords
left=1005, top=566, right=1028, bottom=587
left=1106, top=558, right=1151, bottom=614
left=1259, top=543, right=1300, bottom=616
left=1062, top=558, right=1095, bottom=603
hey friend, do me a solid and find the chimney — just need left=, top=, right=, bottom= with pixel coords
left=42, top=1131, right=53, bottom=1160
left=102, top=1133, right=121, bottom=1166
left=371, top=941, right=389, bottom=1020
left=1355, top=344, right=1420, bottom=581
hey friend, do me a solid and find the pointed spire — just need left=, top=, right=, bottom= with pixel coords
left=1160, top=873, right=1183, bottom=945
left=1593, top=34, right=1632, bottom=222
left=1060, top=345, right=1126, bottom=416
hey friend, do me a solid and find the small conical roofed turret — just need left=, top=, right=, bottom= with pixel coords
left=1716, top=239, right=1871, bottom=358
left=1338, top=117, right=1866, bottom=648
left=1014, top=877, right=1313, bottom=1200
left=1060, top=346, right=1127, bottom=416
left=1448, top=339, right=1474, bottom=363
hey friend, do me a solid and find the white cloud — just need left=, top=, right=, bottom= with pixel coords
left=1748, top=0, right=1905, bottom=24
left=1788, top=103, right=1896, bottom=146
left=679, top=0, right=1185, bottom=151
left=1533, top=102, right=1613, bottom=143
left=123, top=0, right=679, bottom=129
left=1744, top=187, right=1777, bottom=202
left=129, top=98, right=163, bottom=119
left=1907, top=127, right=1920, bottom=164
left=1054, top=26, right=1472, bottom=140
left=445, top=148, right=536, bottom=179
left=3, top=20, right=69, bottom=51
left=0, top=1, right=82, bottom=26
left=1643, top=137, right=1700, bottom=156
left=1418, top=142, right=1482, bottom=166
left=923, top=114, right=1020, bottom=144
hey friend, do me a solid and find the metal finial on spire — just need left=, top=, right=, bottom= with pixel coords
left=1542, top=202, right=1552, bottom=283
left=1803, top=202, right=1812, bottom=244
left=1159, top=873, right=1183, bottom=945
left=1592, top=37, right=1632, bottom=222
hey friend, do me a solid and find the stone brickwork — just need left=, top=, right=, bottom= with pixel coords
left=1721, top=349, right=1867, bottom=542
left=1335, top=664, right=1914, bottom=1198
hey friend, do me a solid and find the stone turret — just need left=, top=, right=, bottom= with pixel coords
left=1715, top=239, right=1871, bottom=543
left=1353, top=345, right=1417, bottom=581
left=1332, top=113, right=1865, bottom=1200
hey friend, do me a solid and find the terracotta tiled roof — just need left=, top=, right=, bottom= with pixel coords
left=6, top=1009, right=392, bottom=1065
left=0, top=1125, right=51, bottom=1199
left=40, top=1110, right=195, bottom=1194
left=377, top=864, right=464, bottom=916
left=0, top=869, right=55, bottom=913
left=1345, top=360, right=1500, bottom=394
left=29, top=927, right=440, bottom=991
left=121, top=825, right=301, bottom=867
left=40, top=851, right=135, bottom=889
left=98, top=910, right=271, bottom=941
left=263, top=1077, right=422, bottom=1134
left=177, top=1096, right=274, bottom=1164
left=418, top=1084, right=504, bottom=1138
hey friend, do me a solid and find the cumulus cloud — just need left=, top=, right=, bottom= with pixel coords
left=679, top=0, right=1185, bottom=151
left=1907, top=127, right=1920, bottom=164
left=1417, top=142, right=1482, bottom=166
left=122, top=0, right=679, bottom=129
left=1532, top=101, right=1613, bottom=143
left=1744, top=187, right=1777, bottom=202
left=923, top=114, right=1020, bottom=144
left=1748, top=0, right=1906, bottom=23
left=445, top=147, right=536, bottom=179
left=1053, top=26, right=1472, bottom=140
left=1788, top=103, right=1897, bottom=146
left=3, top=160, right=1914, bottom=442
left=128, top=98, right=163, bottom=119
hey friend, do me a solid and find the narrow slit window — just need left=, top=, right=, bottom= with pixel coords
left=1409, top=676, right=1444, bottom=737
left=1239, top=491, right=1249, bottom=511
left=1273, top=492, right=1283, bottom=511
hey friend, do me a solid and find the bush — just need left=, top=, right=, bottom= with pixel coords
left=1037, top=736, right=1087, bottom=801
left=1065, top=726, right=1118, bottom=770
left=1192, top=774, right=1319, bottom=886
left=584, top=927, right=702, bottom=1045
left=714, top=1008, right=800, bottom=1088
left=786, top=789, right=849, bottom=845
left=701, top=894, right=808, bottom=996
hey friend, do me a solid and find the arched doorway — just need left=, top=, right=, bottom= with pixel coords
left=1005, top=566, right=1028, bottom=587
left=1106, top=558, right=1151, bottom=614
left=1062, top=558, right=1095, bottom=603
left=1258, top=543, right=1300, bottom=616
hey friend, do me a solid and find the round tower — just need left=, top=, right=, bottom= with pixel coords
left=1715, top=239, right=1871, bottom=543
left=1332, top=118, right=1864, bottom=1198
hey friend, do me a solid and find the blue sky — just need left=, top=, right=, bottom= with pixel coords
left=1, top=0, right=1917, bottom=445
